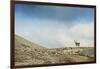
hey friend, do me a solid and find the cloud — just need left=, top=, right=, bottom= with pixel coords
left=69, top=23, right=94, bottom=47
left=17, top=21, right=94, bottom=48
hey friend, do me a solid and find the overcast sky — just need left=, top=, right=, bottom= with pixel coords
left=15, top=4, right=94, bottom=48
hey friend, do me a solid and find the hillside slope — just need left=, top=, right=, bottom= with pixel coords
left=15, top=34, right=48, bottom=66
left=15, top=35, right=46, bottom=49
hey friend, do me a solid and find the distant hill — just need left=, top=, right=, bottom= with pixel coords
left=15, top=34, right=46, bottom=49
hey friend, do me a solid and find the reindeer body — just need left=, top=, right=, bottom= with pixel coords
left=74, top=40, right=80, bottom=47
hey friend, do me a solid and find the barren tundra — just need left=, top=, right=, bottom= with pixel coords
left=15, top=35, right=95, bottom=66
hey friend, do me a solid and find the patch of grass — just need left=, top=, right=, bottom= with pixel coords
left=21, top=43, right=30, bottom=48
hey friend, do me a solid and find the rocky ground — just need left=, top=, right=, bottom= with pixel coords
left=15, top=35, right=95, bottom=66
left=15, top=46, right=94, bottom=66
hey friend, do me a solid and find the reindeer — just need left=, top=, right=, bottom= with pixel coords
left=74, top=40, right=80, bottom=47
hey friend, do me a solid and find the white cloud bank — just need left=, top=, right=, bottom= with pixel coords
left=17, top=22, right=94, bottom=48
